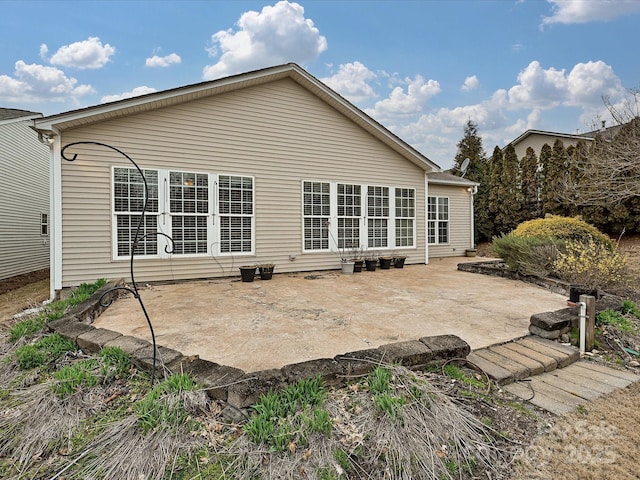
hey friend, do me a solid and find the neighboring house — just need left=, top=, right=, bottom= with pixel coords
left=0, top=108, right=50, bottom=280
left=34, top=63, right=476, bottom=298
left=507, top=129, right=594, bottom=160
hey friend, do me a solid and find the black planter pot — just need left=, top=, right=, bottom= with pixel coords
left=259, top=264, right=275, bottom=280
left=379, top=257, right=392, bottom=269
left=569, top=285, right=598, bottom=303
left=393, top=256, right=406, bottom=268
left=239, top=266, right=257, bottom=282
left=352, top=259, right=364, bottom=273
left=364, top=258, right=377, bottom=271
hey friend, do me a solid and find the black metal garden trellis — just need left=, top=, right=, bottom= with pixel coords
left=61, top=141, right=174, bottom=385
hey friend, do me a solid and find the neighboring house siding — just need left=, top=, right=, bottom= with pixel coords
left=59, top=78, right=427, bottom=286
left=426, top=184, right=472, bottom=258
left=0, top=119, right=50, bottom=279
left=512, top=132, right=584, bottom=160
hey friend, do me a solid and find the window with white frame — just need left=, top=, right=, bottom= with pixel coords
left=427, top=196, right=449, bottom=244
left=170, top=171, right=209, bottom=254
left=367, top=185, right=389, bottom=248
left=40, top=213, right=49, bottom=236
left=337, top=183, right=361, bottom=250
left=395, top=188, right=415, bottom=247
left=303, top=181, right=330, bottom=250
left=112, top=167, right=254, bottom=258
left=113, top=167, right=159, bottom=256
left=218, top=175, right=254, bottom=253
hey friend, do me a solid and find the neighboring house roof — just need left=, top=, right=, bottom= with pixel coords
left=507, top=129, right=594, bottom=149
left=0, top=108, right=41, bottom=124
left=427, top=171, right=478, bottom=187
left=34, top=63, right=442, bottom=173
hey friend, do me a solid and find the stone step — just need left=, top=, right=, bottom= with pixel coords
left=471, top=335, right=580, bottom=386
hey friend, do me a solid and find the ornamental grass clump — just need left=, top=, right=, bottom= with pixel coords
left=552, top=238, right=628, bottom=290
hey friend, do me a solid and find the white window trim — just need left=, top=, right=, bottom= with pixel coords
left=427, top=195, right=450, bottom=245
left=215, top=173, right=256, bottom=257
left=301, top=180, right=332, bottom=253
left=111, top=166, right=255, bottom=260
left=394, top=187, right=417, bottom=249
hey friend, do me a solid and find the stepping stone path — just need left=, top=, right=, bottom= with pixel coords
left=469, top=336, right=640, bottom=415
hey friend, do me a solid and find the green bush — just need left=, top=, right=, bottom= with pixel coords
left=491, top=234, right=559, bottom=276
left=511, top=215, right=612, bottom=248
left=553, top=239, right=628, bottom=289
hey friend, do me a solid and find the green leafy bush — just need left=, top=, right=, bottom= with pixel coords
left=491, top=234, right=559, bottom=276
left=511, top=215, right=612, bottom=248
left=553, top=239, right=628, bottom=289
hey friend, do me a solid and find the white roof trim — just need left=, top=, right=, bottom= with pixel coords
left=0, top=113, right=42, bottom=126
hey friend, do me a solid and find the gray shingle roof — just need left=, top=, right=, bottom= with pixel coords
left=0, top=108, right=41, bottom=121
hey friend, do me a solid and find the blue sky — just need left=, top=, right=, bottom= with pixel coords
left=2, top=0, right=638, bottom=168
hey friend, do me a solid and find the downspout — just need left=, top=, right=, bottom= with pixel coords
left=424, top=172, right=429, bottom=264
left=49, top=129, right=62, bottom=301
left=468, top=185, right=477, bottom=249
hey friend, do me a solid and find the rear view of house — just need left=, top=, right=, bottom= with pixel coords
left=0, top=108, right=50, bottom=280
left=34, top=64, right=476, bottom=298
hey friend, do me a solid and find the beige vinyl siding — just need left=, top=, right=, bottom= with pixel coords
left=59, top=78, right=427, bottom=286
left=427, top=184, right=472, bottom=258
left=513, top=132, right=584, bottom=160
left=0, top=119, right=50, bottom=280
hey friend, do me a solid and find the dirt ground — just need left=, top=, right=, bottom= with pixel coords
left=1, top=240, right=639, bottom=479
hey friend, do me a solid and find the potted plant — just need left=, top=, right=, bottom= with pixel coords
left=364, top=256, right=377, bottom=271
left=258, top=263, right=275, bottom=280
left=465, top=248, right=478, bottom=257
left=239, top=265, right=257, bottom=282
left=378, top=255, right=393, bottom=269
left=349, top=246, right=364, bottom=273
left=393, top=255, right=407, bottom=268
left=341, top=259, right=355, bottom=274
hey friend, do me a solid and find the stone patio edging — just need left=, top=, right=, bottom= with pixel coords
left=47, top=278, right=471, bottom=408
left=457, top=260, right=570, bottom=295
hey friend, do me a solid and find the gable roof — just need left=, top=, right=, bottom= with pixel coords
left=0, top=108, right=41, bottom=124
left=34, top=63, right=441, bottom=172
left=427, top=171, right=478, bottom=187
left=507, top=129, right=594, bottom=148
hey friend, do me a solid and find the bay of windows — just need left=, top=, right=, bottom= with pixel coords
left=303, top=181, right=416, bottom=253
left=112, top=167, right=253, bottom=259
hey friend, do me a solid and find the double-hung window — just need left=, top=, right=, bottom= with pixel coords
left=218, top=175, right=254, bottom=253
left=367, top=186, right=389, bottom=248
left=113, top=167, right=159, bottom=256
left=169, top=171, right=209, bottom=255
left=303, top=181, right=330, bottom=250
left=337, top=184, right=361, bottom=250
left=427, top=196, right=449, bottom=244
left=395, top=188, right=415, bottom=247
left=112, top=167, right=254, bottom=258
left=40, top=213, right=49, bottom=236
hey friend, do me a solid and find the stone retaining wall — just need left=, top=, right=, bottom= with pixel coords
left=47, top=279, right=471, bottom=408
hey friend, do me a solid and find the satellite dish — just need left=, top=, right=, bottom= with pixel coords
left=460, top=158, right=470, bottom=177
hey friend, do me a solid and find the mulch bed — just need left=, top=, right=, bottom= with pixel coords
left=0, top=269, right=49, bottom=296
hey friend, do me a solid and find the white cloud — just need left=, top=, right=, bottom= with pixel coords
left=101, top=86, right=157, bottom=103
left=367, top=75, right=441, bottom=118
left=507, top=60, right=625, bottom=110
left=0, top=61, right=94, bottom=103
left=542, top=0, right=640, bottom=26
left=320, top=61, right=377, bottom=102
left=47, top=37, right=115, bottom=69
left=145, top=53, right=182, bottom=67
left=461, top=75, right=479, bottom=92
left=203, top=1, right=327, bottom=80
left=508, top=61, right=568, bottom=108
left=39, top=43, right=48, bottom=60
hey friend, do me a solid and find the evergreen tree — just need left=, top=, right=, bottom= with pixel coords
left=451, top=120, right=493, bottom=241
left=539, top=143, right=554, bottom=216
left=520, top=147, right=541, bottom=221
left=541, top=140, right=568, bottom=215
left=488, top=146, right=505, bottom=235
left=500, top=143, right=524, bottom=230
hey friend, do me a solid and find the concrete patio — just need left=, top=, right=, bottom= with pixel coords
left=94, top=257, right=568, bottom=372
